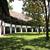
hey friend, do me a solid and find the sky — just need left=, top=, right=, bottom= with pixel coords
left=10, top=0, right=49, bottom=13
left=10, top=0, right=23, bottom=13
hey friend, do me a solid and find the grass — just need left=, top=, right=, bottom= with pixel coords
left=0, top=32, right=50, bottom=50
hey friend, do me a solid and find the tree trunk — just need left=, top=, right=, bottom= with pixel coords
left=44, top=0, right=49, bottom=40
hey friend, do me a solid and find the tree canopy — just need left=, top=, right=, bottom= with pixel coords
left=22, top=0, right=50, bottom=40
left=22, top=0, right=45, bottom=27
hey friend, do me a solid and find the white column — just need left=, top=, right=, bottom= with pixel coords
left=3, top=23, right=5, bottom=34
left=3, top=21, right=5, bottom=35
left=41, top=28, right=43, bottom=32
left=3, top=26, right=5, bottom=34
left=26, top=26, right=27, bottom=32
left=21, top=28, right=22, bottom=32
left=0, top=20, right=2, bottom=35
left=37, top=28, right=39, bottom=32
left=21, top=26, right=22, bottom=32
left=10, top=24, right=12, bottom=34
left=26, top=28, right=27, bottom=32
left=0, top=26, right=2, bottom=35
left=15, top=25, right=16, bottom=33
left=32, top=28, right=33, bottom=32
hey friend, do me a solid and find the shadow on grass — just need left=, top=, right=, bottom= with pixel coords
left=28, top=37, right=50, bottom=48
left=4, top=32, right=45, bottom=36
left=0, top=35, right=50, bottom=50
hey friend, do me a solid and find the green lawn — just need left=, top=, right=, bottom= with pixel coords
left=0, top=32, right=50, bottom=50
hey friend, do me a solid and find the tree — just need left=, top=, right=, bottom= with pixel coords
left=0, top=0, right=14, bottom=34
left=22, top=0, right=50, bottom=40
left=44, top=0, right=49, bottom=40
left=8, top=0, right=14, bottom=10
left=22, top=0, right=45, bottom=33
